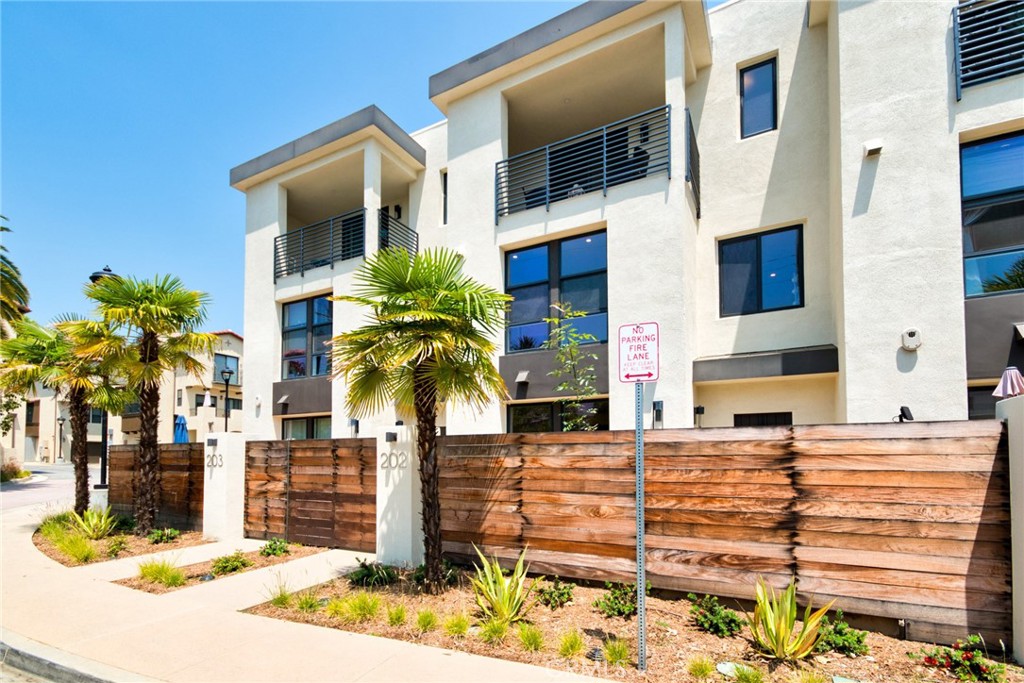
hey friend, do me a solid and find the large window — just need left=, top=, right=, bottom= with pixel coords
left=740, top=58, right=777, bottom=139
left=26, top=401, right=38, bottom=426
left=282, top=296, right=332, bottom=379
left=283, top=416, right=331, bottom=440
left=508, top=400, right=609, bottom=433
left=961, top=131, right=1024, bottom=297
left=90, top=408, right=104, bottom=424
left=719, top=226, right=803, bottom=317
left=214, top=354, right=240, bottom=384
left=506, top=231, right=608, bottom=352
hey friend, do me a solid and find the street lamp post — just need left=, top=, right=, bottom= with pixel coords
left=90, top=265, right=117, bottom=489
left=57, top=416, right=65, bottom=463
left=221, top=368, right=234, bottom=432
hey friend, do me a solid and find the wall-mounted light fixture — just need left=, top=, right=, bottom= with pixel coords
left=652, top=400, right=664, bottom=427
left=349, top=418, right=359, bottom=436
left=896, top=406, right=914, bottom=422
left=863, top=139, right=884, bottom=157
left=385, top=432, right=398, bottom=443
left=395, top=420, right=404, bottom=426
left=694, top=405, right=705, bottom=428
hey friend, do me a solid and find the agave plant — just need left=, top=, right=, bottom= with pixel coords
left=469, top=545, right=536, bottom=625
left=748, top=576, right=835, bottom=660
left=70, top=506, right=118, bottom=540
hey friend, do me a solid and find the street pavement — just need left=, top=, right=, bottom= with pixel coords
left=0, top=464, right=605, bottom=683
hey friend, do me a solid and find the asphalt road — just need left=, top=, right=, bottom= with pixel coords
left=0, top=463, right=100, bottom=512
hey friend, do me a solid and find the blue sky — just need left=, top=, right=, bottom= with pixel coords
left=3, top=1, right=723, bottom=335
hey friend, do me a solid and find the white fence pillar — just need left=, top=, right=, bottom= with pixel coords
left=996, top=395, right=1024, bottom=663
left=375, top=425, right=423, bottom=566
left=203, top=432, right=250, bottom=542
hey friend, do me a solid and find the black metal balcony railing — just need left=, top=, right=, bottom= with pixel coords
left=685, top=107, right=701, bottom=220
left=954, top=0, right=1024, bottom=100
left=378, top=210, right=419, bottom=255
left=495, top=105, right=671, bottom=222
left=273, top=208, right=365, bottom=281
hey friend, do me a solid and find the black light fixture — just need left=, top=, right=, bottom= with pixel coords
left=89, top=266, right=118, bottom=488
left=896, top=406, right=914, bottom=423
left=221, top=368, right=235, bottom=431
left=349, top=418, right=359, bottom=436
left=694, top=405, right=705, bottom=428
left=652, top=400, right=664, bottom=427
left=56, top=416, right=66, bottom=462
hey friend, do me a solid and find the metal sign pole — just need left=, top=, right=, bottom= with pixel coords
left=635, top=380, right=647, bottom=672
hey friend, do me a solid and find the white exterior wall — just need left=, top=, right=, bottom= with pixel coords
left=695, top=376, right=837, bottom=428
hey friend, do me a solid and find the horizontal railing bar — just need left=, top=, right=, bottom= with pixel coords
left=963, top=57, right=1024, bottom=79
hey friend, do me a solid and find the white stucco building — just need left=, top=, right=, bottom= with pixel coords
left=231, top=0, right=1024, bottom=439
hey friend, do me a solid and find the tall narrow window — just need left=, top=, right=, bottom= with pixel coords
left=214, top=354, right=239, bottom=384
left=961, top=131, right=1024, bottom=297
left=282, top=295, right=333, bottom=379
left=26, top=401, right=38, bottom=426
left=740, top=58, right=777, bottom=138
left=441, top=171, right=448, bottom=225
left=505, top=231, right=608, bottom=352
left=719, top=226, right=803, bottom=316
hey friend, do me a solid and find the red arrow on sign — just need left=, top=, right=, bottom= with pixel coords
left=625, top=372, right=654, bottom=379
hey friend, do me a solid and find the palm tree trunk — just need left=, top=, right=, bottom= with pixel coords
left=68, top=387, right=90, bottom=516
left=413, top=364, right=442, bottom=594
left=135, top=332, right=161, bottom=535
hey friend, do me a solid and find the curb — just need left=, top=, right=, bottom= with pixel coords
left=0, top=632, right=161, bottom=683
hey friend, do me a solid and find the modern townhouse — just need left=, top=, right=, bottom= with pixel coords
left=231, top=0, right=1024, bottom=440
left=0, top=331, right=244, bottom=463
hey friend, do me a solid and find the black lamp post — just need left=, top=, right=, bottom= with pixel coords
left=221, top=368, right=234, bottom=432
left=89, top=265, right=117, bottom=489
left=56, top=416, right=65, bottom=462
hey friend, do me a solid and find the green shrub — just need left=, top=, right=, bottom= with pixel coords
left=687, top=655, right=716, bottom=680
left=70, top=506, right=118, bottom=540
left=147, top=528, right=180, bottom=544
left=295, top=589, right=320, bottom=613
left=444, top=612, right=470, bottom=638
left=39, top=511, right=74, bottom=542
left=416, top=609, right=438, bottom=632
left=479, top=618, right=507, bottom=645
left=602, top=637, right=631, bottom=667
left=106, top=535, right=129, bottom=558
left=1, top=459, right=29, bottom=482
left=138, top=558, right=185, bottom=587
left=326, top=597, right=351, bottom=620
left=56, top=534, right=97, bottom=563
left=748, top=577, right=834, bottom=661
left=814, top=610, right=869, bottom=656
left=913, top=634, right=1006, bottom=682
left=518, top=623, right=544, bottom=652
left=347, top=592, right=381, bottom=622
left=789, top=671, right=829, bottom=683
left=387, top=603, right=407, bottom=626
left=211, top=550, right=254, bottom=576
left=537, top=576, right=575, bottom=610
left=267, top=576, right=292, bottom=608
left=259, top=538, right=290, bottom=557
left=688, top=593, right=744, bottom=637
left=412, top=558, right=460, bottom=587
left=348, top=557, right=399, bottom=588
left=469, top=545, right=535, bottom=625
left=558, top=629, right=586, bottom=659
left=593, top=581, right=649, bottom=619
left=735, top=664, right=765, bottom=683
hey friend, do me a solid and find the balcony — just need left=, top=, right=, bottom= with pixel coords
left=378, top=210, right=419, bottom=254
left=954, top=0, right=1024, bottom=100
left=495, top=105, right=671, bottom=222
left=273, top=208, right=365, bottom=281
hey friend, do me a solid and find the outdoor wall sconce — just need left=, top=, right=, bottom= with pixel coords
left=395, top=420, right=404, bottom=426
left=694, top=404, right=705, bottom=428
left=863, top=139, right=883, bottom=157
left=385, top=432, right=398, bottom=443
left=349, top=418, right=359, bottom=435
left=896, top=406, right=914, bottom=422
left=652, top=400, right=664, bottom=426
left=516, top=370, right=530, bottom=384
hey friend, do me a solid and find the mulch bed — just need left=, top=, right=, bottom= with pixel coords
left=33, top=529, right=210, bottom=567
left=246, top=571, right=1023, bottom=683
left=115, top=544, right=325, bottom=594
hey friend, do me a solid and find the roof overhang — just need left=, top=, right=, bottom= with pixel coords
left=693, top=344, right=839, bottom=383
left=229, top=105, right=426, bottom=191
left=429, top=0, right=713, bottom=115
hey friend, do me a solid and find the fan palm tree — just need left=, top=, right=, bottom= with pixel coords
left=331, top=247, right=509, bottom=593
left=70, top=275, right=216, bottom=534
left=1, top=218, right=30, bottom=338
left=0, top=319, right=129, bottom=514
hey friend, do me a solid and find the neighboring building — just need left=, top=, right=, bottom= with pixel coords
left=0, top=331, right=244, bottom=462
left=232, top=0, right=1024, bottom=439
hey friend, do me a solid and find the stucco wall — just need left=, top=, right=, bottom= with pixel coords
left=694, top=374, right=838, bottom=428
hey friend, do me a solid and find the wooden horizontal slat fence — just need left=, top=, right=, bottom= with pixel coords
left=437, top=420, right=1010, bottom=646
left=108, top=443, right=205, bottom=530
left=245, top=438, right=376, bottom=552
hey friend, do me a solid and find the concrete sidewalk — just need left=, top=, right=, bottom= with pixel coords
left=0, top=503, right=603, bottom=682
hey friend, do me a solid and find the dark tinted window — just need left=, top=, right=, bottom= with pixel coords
left=281, top=296, right=332, bottom=379
left=734, top=412, right=793, bottom=427
left=720, top=226, right=802, bottom=316
left=740, top=59, right=777, bottom=138
left=961, top=133, right=1024, bottom=200
left=508, top=399, right=610, bottom=433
